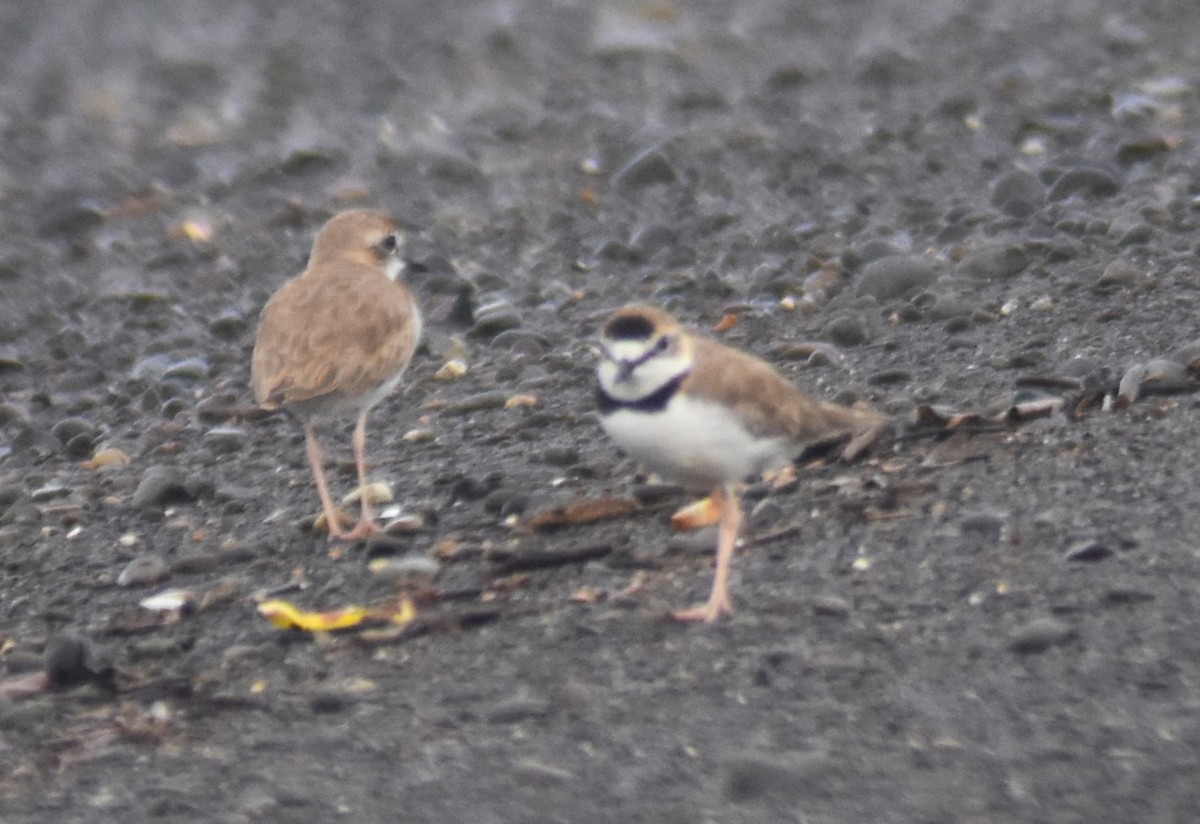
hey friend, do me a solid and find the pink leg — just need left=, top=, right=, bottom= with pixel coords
left=336, top=411, right=382, bottom=541
left=672, top=486, right=742, bottom=622
left=305, top=424, right=352, bottom=541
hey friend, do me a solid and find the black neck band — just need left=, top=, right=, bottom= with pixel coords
left=597, top=373, right=686, bottom=414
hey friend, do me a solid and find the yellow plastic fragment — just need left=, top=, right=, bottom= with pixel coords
left=257, top=598, right=416, bottom=632
left=258, top=600, right=369, bottom=632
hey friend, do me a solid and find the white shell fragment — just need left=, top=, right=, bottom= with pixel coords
left=140, top=589, right=195, bottom=613
left=341, top=482, right=394, bottom=507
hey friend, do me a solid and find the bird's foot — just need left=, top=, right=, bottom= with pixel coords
left=314, top=507, right=355, bottom=536
left=671, top=593, right=733, bottom=623
left=328, top=519, right=382, bottom=543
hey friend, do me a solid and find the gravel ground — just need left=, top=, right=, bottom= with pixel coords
left=3, top=1, right=1200, bottom=821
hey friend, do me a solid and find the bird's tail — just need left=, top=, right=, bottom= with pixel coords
left=813, top=401, right=891, bottom=462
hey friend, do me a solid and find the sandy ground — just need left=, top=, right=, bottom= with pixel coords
left=3, top=1, right=1200, bottom=821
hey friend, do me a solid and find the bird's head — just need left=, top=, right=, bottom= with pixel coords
left=597, top=305, right=693, bottom=402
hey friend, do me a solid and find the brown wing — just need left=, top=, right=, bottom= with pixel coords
left=251, top=263, right=418, bottom=408
left=684, top=335, right=885, bottom=445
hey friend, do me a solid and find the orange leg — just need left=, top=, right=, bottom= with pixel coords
left=672, top=486, right=742, bottom=622
left=304, top=424, right=353, bottom=541
left=336, top=411, right=382, bottom=541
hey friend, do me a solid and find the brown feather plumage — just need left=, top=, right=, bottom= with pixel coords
left=596, top=303, right=886, bottom=621
left=604, top=304, right=884, bottom=448
left=251, top=263, right=418, bottom=408
left=249, top=208, right=419, bottom=543
left=684, top=335, right=884, bottom=445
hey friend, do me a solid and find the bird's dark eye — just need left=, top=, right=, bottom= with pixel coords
left=380, top=233, right=399, bottom=252
left=655, top=336, right=671, bottom=353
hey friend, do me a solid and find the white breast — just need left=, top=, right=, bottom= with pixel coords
left=600, top=392, right=792, bottom=489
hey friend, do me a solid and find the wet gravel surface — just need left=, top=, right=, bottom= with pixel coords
left=4, top=0, right=1200, bottom=821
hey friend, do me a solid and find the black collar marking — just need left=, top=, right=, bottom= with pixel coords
left=597, top=373, right=687, bottom=414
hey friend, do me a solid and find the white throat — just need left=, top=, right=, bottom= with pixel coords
left=597, top=340, right=692, bottom=402
left=384, top=256, right=406, bottom=282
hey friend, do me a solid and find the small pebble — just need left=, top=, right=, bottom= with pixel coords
left=539, top=445, right=580, bottom=467
left=368, top=555, right=441, bottom=580
left=592, top=238, right=636, bottom=263
left=84, top=447, right=131, bottom=469
left=855, top=255, right=936, bottom=301
left=812, top=594, right=852, bottom=617
left=490, top=330, right=550, bottom=356
left=37, top=198, right=104, bottom=239
left=434, top=359, right=468, bottom=381
left=310, top=690, right=355, bottom=714
left=1143, top=357, right=1188, bottom=386
left=1170, top=340, right=1200, bottom=370
left=990, top=169, right=1045, bottom=217
left=469, top=300, right=522, bottom=339
left=51, top=417, right=98, bottom=448
left=958, top=244, right=1029, bottom=280
left=1047, top=167, right=1119, bottom=201
left=1102, top=587, right=1155, bottom=606
left=129, top=354, right=175, bottom=381
left=203, top=425, right=248, bottom=454
left=1117, top=363, right=1147, bottom=405
left=131, top=466, right=191, bottom=508
left=512, top=758, right=575, bottom=786
left=630, top=483, right=685, bottom=505
left=118, top=555, right=170, bottom=587
left=630, top=223, right=679, bottom=258
left=44, top=635, right=94, bottom=688
left=666, top=527, right=718, bottom=556
left=1009, top=617, right=1075, bottom=654
left=0, top=401, right=29, bottom=426
left=843, top=239, right=901, bottom=271
left=486, top=691, right=551, bottom=724
left=209, top=309, right=248, bottom=339
left=1063, top=540, right=1113, bottom=562
left=925, top=294, right=973, bottom=321
left=867, top=369, right=912, bottom=387
left=449, top=473, right=502, bottom=502
left=30, top=481, right=71, bottom=503
left=612, top=147, right=678, bottom=189
left=444, top=391, right=509, bottom=414
left=722, top=752, right=834, bottom=803
left=821, top=314, right=868, bottom=348
left=483, top=488, right=529, bottom=517
left=959, top=509, right=1006, bottom=541
left=1109, top=216, right=1152, bottom=247
left=162, top=357, right=211, bottom=382
left=1094, top=260, right=1142, bottom=290
left=170, top=552, right=221, bottom=575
